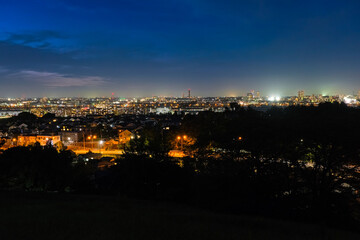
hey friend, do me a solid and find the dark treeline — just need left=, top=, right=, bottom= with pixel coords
left=1, top=102, right=360, bottom=229
left=0, top=144, right=94, bottom=192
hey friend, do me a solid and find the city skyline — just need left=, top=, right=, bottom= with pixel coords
left=1, top=89, right=360, bottom=99
left=1, top=1, right=360, bottom=97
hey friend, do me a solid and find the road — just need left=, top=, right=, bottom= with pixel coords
left=70, top=148, right=124, bottom=155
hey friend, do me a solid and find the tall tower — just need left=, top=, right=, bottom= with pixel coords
left=188, top=89, right=191, bottom=98
left=247, top=92, right=253, bottom=100
left=298, top=90, right=304, bottom=101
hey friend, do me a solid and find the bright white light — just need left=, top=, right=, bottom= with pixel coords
left=344, top=96, right=356, bottom=104
left=268, top=96, right=281, bottom=102
left=99, top=140, right=104, bottom=145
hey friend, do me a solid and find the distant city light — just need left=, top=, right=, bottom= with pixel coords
left=268, top=96, right=281, bottom=101
left=344, top=96, right=356, bottom=104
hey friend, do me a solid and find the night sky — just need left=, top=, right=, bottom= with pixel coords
left=1, top=0, right=360, bottom=97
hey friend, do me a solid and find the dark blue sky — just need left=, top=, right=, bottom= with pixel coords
left=1, top=0, right=360, bottom=97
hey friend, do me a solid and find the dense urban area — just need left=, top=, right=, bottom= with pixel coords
left=0, top=91, right=359, bottom=154
left=1, top=91, right=360, bottom=235
left=1, top=90, right=359, bottom=118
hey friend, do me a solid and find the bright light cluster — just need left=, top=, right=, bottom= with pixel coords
left=344, top=96, right=357, bottom=104
left=268, top=96, right=281, bottom=101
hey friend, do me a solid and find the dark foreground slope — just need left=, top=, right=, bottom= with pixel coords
left=0, top=192, right=358, bottom=240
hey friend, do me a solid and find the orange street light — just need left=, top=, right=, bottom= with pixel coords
left=238, top=137, right=242, bottom=140
left=177, top=136, right=181, bottom=140
left=183, top=135, right=187, bottom=140
left=93, top=135, right=97, bottom=139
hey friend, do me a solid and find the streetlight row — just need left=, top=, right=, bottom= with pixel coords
left=177, top=135, right=187, bottom=140
left=87, top=135, right=97, bottom=140
left=177, top=135, right=243, bottom=141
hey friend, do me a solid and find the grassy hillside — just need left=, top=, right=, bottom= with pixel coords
left=0, top=192, right=358, bottom=240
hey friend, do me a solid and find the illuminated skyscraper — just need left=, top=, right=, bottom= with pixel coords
left=298, top=90, right=304, bottom=101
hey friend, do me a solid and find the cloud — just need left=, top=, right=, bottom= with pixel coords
left=0, top=66, right=8, bottom=73
left=6, top=30, right=65, bottom=44
left=12, top=70, right=106, bottom=87
left=43, top=0, right=105, bottom=14
left=1, top=30, right=77, bottom=53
